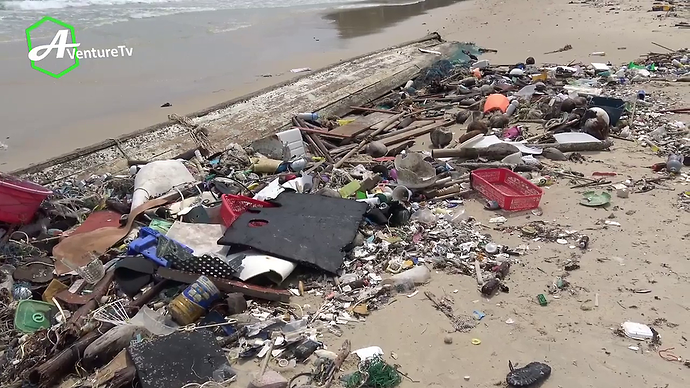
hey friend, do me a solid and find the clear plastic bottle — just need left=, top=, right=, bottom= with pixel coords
left=667, top=154, right=684, bottom=173
left=390, top=265, right=431, bottom=285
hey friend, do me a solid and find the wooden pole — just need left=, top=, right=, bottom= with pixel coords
left=432, top=139, right=614, bottom=159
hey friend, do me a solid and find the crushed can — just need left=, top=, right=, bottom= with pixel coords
left=169, top=275, right=220, bottom=325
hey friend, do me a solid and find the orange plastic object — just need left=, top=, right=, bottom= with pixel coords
left=483, top=94, right=510, bottom=113
left=473, top=68, right=482, bottom=79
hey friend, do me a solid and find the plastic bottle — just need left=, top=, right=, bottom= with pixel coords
left=411, top=208, right=436, bottom=225
left=506, top=99, right=520, bottom=116
left=390, top=265, right=431, bottom=285
left=449, top=207, right=468, bottom=224
left=666, top=154, right=684, bottom=173
left=296, top=112, right=319, bottom=121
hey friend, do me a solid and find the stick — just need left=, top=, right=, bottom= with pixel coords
left=474, top=260, right=483, bottom=285
left=311, top=134, right=335, bottom=164
left=349, top=106, right=401, bottom=114
left=333, top=113, right=403, bottom=168
left=258, top=339, right=275, bottom=377
left=297, top=127, right=350, bottom=139
left=651, top=41, right=676, bottom=52
left=323, top=340, right=351, bottom=388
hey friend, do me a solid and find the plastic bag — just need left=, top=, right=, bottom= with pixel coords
left=131, top=160, right=195, bottom=211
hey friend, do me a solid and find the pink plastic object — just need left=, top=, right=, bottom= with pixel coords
left=220, top=194, right=275, bottom=228
left=0, top=175, right=52, bottom=224
left=471, top=168, right=543, bottom=211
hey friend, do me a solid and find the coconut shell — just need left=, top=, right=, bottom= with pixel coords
left=467, top=120, right=489, bottom=134
left=430, top=127, right=453, bottom=148
left=573, top=97, right=588, bottom=107
left=366, top=141, right=388, bottom=157
left=489, top=114, right=510, bottom=128
left=455, top=110, right=471, bottom=124
left=541, top=147, right=567, bottom=161
left=560, top=99, right=577, bottom=113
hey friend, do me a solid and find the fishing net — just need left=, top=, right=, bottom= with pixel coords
left=345, top=356, right=401, bottom=388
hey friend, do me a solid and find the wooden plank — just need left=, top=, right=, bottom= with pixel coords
left=329, top=113, right=386, bottom=137
left=381, top=121, right=452, bottom=146
left=13, top=34, right=454, bottom=184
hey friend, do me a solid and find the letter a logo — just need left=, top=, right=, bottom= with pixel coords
left=28, top=30, right=80, bottom=61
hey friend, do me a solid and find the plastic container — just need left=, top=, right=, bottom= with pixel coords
left=471, top=168, right=543, bottom=211
left=14, top=300, right=56, bottom=333
left=169, top=275, right=220, bottom=325
left=62, top=252, right=105, bottom=284
left=295, top=112, right=319, bottom=121
left=589, top=96, right=625, bottom=126
left=621, top=321, right=653, bottom=340
left=667, top=154, right=684, bottom=174
left=220, top=194, right=275, bottom=228
left=0, top=175, right=52, bottom=224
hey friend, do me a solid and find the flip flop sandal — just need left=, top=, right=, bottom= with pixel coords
left=506, top=361, right=551, bottom=387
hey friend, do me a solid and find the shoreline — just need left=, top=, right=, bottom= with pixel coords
left=1, top=0, right=688, bottom=172
left=0, top=0, right=466, bottom=171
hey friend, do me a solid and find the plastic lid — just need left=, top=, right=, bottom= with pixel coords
left=14, top=300, right=55, bottom=333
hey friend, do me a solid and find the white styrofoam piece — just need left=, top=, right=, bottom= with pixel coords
left=553, top=132, right=602, bottom=144
left=469, top=135, right=542, bottom=155
left=277, top=128, right=306, bottom=158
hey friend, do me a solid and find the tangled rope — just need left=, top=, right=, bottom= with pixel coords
left=345, top=356, right=401, bottom=388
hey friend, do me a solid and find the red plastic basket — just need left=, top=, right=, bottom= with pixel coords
left=471, top=168, right=543, bottom=211
left=220, top=194, right=274, bottom=228
left=0, top=175, right=52, bottom=224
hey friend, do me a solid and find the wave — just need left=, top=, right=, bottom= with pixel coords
left=0, top=0, right=181, bottom=11
left=335, top=0, right=425, bottom=9
left=127, top=6, right=216, bottom=19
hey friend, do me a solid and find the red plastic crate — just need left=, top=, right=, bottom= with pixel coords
left=0, top=175, right=52, bottom=224
left=471, top=168, right=543, bottom=211
left=220, top=194, right=275, bottom=228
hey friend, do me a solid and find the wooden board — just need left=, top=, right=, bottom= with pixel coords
left=381, top=121, right=452, bottom=146
left=329, top=113, right=387, bottom=137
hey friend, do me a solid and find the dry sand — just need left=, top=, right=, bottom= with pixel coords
left=229, top=0, right=690, bottom=387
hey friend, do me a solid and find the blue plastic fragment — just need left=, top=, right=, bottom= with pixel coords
left=127, top=226, right=193, bottom=267
left=473, top=310, right=485, bottom=320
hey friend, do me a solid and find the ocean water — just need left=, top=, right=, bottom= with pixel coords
left=0, top=0, right=430, bottom=41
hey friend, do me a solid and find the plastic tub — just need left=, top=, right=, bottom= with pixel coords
left=0, top=175, right=52, bottom=224
left=589, top=96, right=625, bottom=126
left=220, top=194, right=275, bottom=228
left=471, top=168, right=543, bottom=211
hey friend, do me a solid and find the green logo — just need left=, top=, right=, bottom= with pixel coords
left=26, top=16, right=80, bottom=79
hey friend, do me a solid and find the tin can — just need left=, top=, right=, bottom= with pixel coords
left=169, top=276, right=220, bottom=325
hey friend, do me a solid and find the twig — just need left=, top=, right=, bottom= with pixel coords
left=651, top=42, right=676, bottom=52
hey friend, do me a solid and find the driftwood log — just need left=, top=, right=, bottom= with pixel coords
left=431, top=139, right=614, bottom=159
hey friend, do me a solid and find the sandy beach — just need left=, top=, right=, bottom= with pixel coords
left=0, top=0, right=688, bottom=386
